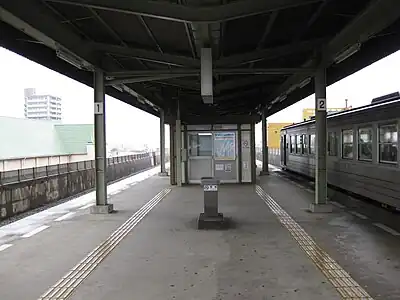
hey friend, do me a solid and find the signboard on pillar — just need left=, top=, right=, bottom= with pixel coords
left=94, top=102, right=104, bottom=114
left=201, top=48, right=213, bottom=104
left=317, top=98, right=326, bottom=111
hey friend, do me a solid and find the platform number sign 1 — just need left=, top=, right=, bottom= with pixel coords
left=94, top=102, right=104, bottom=115
left=317, top=98, right=326, bottom=111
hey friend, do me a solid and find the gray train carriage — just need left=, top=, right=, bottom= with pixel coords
left=280, top=93, right=400, bottom=210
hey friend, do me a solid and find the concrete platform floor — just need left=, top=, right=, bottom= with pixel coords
left=0, top=172, right=170, bottom=300
left=259, top=172, right=400, bottom=300
left=0, top=169, right=398, bottom=299
left=67, top=183, right=341, bottom=300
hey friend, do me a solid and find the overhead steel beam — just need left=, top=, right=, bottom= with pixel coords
left=45, top=0, right=322, bottom=23
left=216, top=68, right=315, bottom=75
left=106, top=67, right=314, bottom=78
left=292, top=0, right=331, bottom=43
left=215, top=76, right=275, bottom=93
left=88, top=8, right=127, bottom=47
left=214, top=89, right=263, bottom=102
left=154, top=79, right=200, bottom=91
left=105, top=74, right=193, bottom=85
left=268, top=0, right=400, bottom=109
left=177, top=0, right=196, bottom=58
left=165, top=114, right=259, bottom=125
left=249, top=11, right=278, bottom=69
left=90, top=42, right=200, bottom=67
left=324, top=0, right=400, bottom=64
left=258, top=11, right=279, bottom=48
left=106, top=69, right=200, bottom=77
left=184, top=23, right=197, bottom=58
left=138, top=16, right=164, bottom=54
left=0, top=2, right=90, bottom=60
left=87, top=7, right=149, bottom=69
left=215, top=38, right=326, bottom=67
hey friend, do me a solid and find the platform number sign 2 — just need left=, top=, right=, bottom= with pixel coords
left=94, top=102, right=104, bottom=115
left=317, top=98, right=326, bottom=111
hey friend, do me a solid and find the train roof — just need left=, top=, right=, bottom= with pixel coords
left=283, top=93, right=400, bottom=130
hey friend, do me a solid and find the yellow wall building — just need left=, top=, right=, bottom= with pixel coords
left=302, top=107, right=351, bottom=120
left=267, top=106, right=351, bottom=150
left=267, top=122, right=292, bottom=149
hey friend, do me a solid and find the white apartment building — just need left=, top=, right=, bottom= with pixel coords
left=24, top=88, right=62, bottom=121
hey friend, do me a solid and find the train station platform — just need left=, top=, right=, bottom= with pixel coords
left=0, top=166, right=399, bottom=300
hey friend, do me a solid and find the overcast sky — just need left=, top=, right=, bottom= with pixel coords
left=1, top=47, right=399, bottom=149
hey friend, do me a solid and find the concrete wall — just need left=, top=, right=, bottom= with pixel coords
left=0, top=145, right=95, bottom=172
left=0, top=155, right=156, bottom=220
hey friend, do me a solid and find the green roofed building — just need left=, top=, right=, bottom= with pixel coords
left=0, top=116, right=94, bottom=171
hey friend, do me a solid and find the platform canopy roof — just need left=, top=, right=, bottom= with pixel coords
left=1, top=0, right=400, bottom=124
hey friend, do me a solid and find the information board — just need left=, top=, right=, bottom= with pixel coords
left=214, top=132, right=236, bottom=160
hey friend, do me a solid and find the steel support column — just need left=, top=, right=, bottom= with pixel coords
left=169, top=124, right=176, bottom=185
left=261, top=110, right=269, bottom=175
left=309, top=67, right=332, bottom=213
left=250, top=123, right=257, bottom=184
left=176, top=101, right=182, bottom=186
left=91, top=69, right=113, bottom=214
left=159, top=109, right=168, bottom=176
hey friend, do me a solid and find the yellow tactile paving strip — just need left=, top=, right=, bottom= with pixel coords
left=255, top=185, right=374, bottom=300
left=38, top=188, right=171, bottom=300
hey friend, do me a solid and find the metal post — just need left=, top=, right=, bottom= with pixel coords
left=310, top=67, right=332, bottom=213
left=170, top=124, right=176, bottom=185
left=159, top=109, right=168, bottom=176
left=176, top=100, right=182, bottom=186
left=250, top=122, right=256, bottom=184
left=261, top=109, right=269, bottom=175
left=91, top=68, right=113, bottom=214
left=238, top=126, right=242, bottom=183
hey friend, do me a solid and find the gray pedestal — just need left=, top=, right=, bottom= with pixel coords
left=308, top=203, right=333, bottom=213
left=198, top=213, right=228, bottom=229
left=90, top=204, right=114, bottom=214
left=197, top=177, right=228, bottom=229
left=158, top=172, right=169, bottom=177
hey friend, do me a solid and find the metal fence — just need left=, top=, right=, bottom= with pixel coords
left=0, top=153, right=152, bottom=186
left=256, top=148, right=281, bottom=166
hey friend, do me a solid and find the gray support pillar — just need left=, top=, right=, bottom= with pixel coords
left=309, top=67, right=332, bottom=213
left=169, top=124, right=176, bottom=185
left=238, top=127, right=242, bottom=183
left=159, top=109, right=168, bottom=176
left=250, top=122, right=256, bottom=183
left=261, top=110, right=269, bottom=175
left=91, top=69, right=113, bottom=214
left=176, top=123, right=182, bottom=186
left=176, top=99, right=182, bottom=186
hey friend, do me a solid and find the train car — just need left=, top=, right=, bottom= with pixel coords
left=280, top=92, right=400, bottom=209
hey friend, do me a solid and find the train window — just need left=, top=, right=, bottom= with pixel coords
left=309, top=134, right=315, bottom=154
left=328, top=132, right=337, bottom=156
left=342, top=129, right=354, bottom=159
left=358, top=127, right=373, bottom=161
left=296, top=135, right=302, bottom=154
left=290, top=136, right=295, bottom=153
left=302, top=134, right=308, bottom=154
left=379, top=124, right=398, bottom=163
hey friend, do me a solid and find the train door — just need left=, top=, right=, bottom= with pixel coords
left=281, top=134, right=287, bottom=167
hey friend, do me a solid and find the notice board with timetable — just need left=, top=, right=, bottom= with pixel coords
left=213, top=131, right=238, bottom=182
